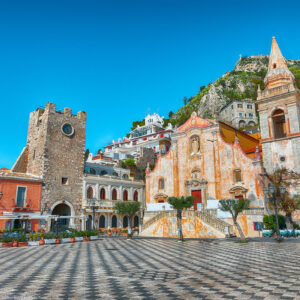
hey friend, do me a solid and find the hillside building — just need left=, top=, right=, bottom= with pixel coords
left=219, top=99, right=258, bottom=129
left=103, top=113, right=173, bottom=161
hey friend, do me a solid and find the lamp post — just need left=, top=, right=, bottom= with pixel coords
left=263, top=184, right=286, bottom=241
left=88, top=198, right=97, bottom=230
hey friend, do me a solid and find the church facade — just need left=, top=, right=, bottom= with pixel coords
left=142, top=112, right=266, bottom=238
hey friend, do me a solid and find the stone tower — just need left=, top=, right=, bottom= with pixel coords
left=257, top=37, right=300, bottom=177
left=13, top=103, right=87, bottom=227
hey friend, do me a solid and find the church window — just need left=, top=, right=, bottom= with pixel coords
left=234, top=170, right=242, bottom=183
left=123, top=190, right=128, bottom=201
left=272, top=109, right=286, bottom=139
left=100, top=188, right=105, bottom=200
left=159, top=178, right=165, bottom=189
left=112, top=189, right=117, bottom=200
left=87, top=187, right=93, bottom=199
left=273, top=63, right=277, bottom=69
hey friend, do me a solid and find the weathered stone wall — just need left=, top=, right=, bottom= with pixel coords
left=25, top=103, right=86, bottom=222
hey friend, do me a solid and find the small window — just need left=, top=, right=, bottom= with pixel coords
left=239, top=112, right=243, bottom=117
left=273, top=63, right=277, bottom=69
left=159, top=179, right=165, bottom=189
left=16, top=187, right=26, bottom=207
left=62, top=177, right=69, bottom=185
left=234, top=170, right=242, bottom=182
left=122, top=174, right=129, bottom=179
left=249, top=113, right=253, bottom=117
left=280, top=156, right=286, bottom=162
left=112, top=172, right=118, bottom=177
left=100, top=170, right=108, bottom=176
left=231, top=105, right=233, bottom=109
left=247, top=104, right=252, bottom=109
left=238, top=104, right=243, bottom=109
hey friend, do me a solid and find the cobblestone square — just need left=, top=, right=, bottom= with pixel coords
left=0, top=238, right=300, bottom=299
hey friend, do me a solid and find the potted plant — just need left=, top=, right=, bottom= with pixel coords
left=75, top=231, right=84, bottom=242
left=28, top=233, right=40, bottom=246
left=43, top=232, right=56, bottom=244
left=55, top=234, right=60, bottom=244
left=107, top=228, right=112, bottom=236
left=39, top=232, right=45, bottom=245
left=83, top=231, right=90, bottom=242
left=90, top=230, right=99, bottom=240
left=70, top=232, right=76, bottom=243
left=1, top=236, right=13, bottom=248
left=17, top=234, right=28, bottom=247
left=60, top=232, right=71, bottom=243
left=122, top=229, right=128, bottom=237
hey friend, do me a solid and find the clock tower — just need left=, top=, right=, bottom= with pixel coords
left=13, top=102, right=87, bottom=228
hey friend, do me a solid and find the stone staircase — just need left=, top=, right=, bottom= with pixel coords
left=141, top=209, right=232, bottom=237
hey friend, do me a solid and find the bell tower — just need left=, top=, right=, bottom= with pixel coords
left=257, top=37, right=300, bottom=175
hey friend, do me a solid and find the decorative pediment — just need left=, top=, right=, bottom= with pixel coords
left=229, top=185, right=248, bottom=196
left=154, top=193, right=168, bottom=200
left=185, top=179, right=208, bottom=187
left=176, top=112, right=212, bottom=133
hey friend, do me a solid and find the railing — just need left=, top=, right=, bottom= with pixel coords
left=258, top=83, right=295, bottom=100
left=141, top=209, right=232, bottom=235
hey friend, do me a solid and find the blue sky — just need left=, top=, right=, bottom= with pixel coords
left=1, top=0, right=300, bottom=168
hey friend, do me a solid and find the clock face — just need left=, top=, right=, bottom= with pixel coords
left=62, top=123, right=74, bottom=136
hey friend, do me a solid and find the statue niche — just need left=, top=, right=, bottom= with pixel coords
left=190, top=135, right=200, bottom=156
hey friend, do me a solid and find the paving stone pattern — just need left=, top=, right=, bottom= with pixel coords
left=0, top=239, right=300, bottom=299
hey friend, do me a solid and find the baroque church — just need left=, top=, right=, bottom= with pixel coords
left=140, top=37, right=300, bottom=238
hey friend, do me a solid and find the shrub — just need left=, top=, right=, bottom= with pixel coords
left=263, top=215, right=286, bottom=231
left=1, top=236, right=13, bottom=243
left=17, top=234, right=27, bottom=242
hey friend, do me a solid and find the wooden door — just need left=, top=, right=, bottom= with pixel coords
left=191, top=190, right=202, bottom=210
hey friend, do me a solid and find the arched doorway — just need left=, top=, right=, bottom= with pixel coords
left=52, top=203, right=71, bottom=229
left=123, top=190, right=128, bottom=201
left=112, top=215, right=117, bottom=228
left=99, top=215, right=105, bottom=228
left=86, top=215, right=92, bottom=231
left=123, top=216, right=128, bottom=228
left=133, top=191, right=138, bottom=202
left=100, top=188, right=105, bottom=200
left=112, top=189, right=117, bottom=200
left=134, top=216, right=139, bottom=227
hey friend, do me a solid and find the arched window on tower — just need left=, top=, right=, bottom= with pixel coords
left=112, top=189, right=117, bottom=200
left=87, top=187, right=93, bottom=199
left=272, top=109, right=286, bottom=139
left=123, top=190, right=128, bottom=201
left=100, top=188, right=105, bottom=200
left=133, top=191, right=138, bottom=202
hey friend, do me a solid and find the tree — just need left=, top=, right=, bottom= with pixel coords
left=218, top=199, right=250, bottom=242
left=84, top=149, right=90, bottom=161
left=200, top=86, right=205, bottom=91
left=125, top=158, right=136, bottom=167
left=114, top=201, right=141, bottom=238
left=168, top=111, right=174, bottom=119
left=262, top=168, right=300, bottom=229
left=167, top=196, right=194, bottom=241
left=183, top=96, right=187, bottom=106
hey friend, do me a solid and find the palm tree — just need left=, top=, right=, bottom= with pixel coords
left=167, top=196, right=194, bottom=241
left=219, top=198, right=250, bottom=242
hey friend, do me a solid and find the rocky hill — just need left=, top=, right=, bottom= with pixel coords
left=169, top=55, right=300, bottom=127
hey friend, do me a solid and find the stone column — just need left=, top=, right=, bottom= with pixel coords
left=108, top=185, right=112, bottom=200
left=96, top=183, right=99, bottom=200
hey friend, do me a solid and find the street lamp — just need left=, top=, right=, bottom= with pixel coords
left=88, top=198, right=97, bottom=230
left=264, top=184, right=285, bottom=241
